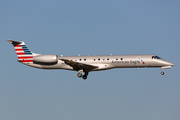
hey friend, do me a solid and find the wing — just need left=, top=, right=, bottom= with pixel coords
left=59, top=58, right=98, bottom=71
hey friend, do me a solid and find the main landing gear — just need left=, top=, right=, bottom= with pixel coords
left=77, top=70, right=89, bottom=80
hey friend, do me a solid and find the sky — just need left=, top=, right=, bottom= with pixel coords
left=0, top=0, right=180, bottom=120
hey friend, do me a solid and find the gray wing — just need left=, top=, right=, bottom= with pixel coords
left=59, top=58, right=98, bottom=71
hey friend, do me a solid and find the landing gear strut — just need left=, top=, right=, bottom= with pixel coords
left=77, top=70, right=89, bottom=80
left=161, top=69, right=164, bottom=75
left=82, top=72, right=88, bottom=80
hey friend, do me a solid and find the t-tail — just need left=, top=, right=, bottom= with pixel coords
left=7, top=40, right=35, bottom=63
left=7, top=40, right=58, bottom=66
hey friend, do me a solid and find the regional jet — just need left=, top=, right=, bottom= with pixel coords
left=7, top=40, right=174, bottom=80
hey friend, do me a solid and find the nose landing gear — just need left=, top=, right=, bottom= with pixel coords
left=161, top=68, right=164, bottom=75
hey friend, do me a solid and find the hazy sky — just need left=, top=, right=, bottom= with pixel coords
left=1, top=0, right=180, bottom=120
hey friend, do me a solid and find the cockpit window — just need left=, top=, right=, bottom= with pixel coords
left=152, top=56, right=161, bottom=59
left=156, top=56, right=161, bottom=59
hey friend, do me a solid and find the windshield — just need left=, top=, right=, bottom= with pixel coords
left=152, top=56, right=161, bottom=59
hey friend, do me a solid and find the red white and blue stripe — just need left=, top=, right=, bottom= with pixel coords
left=14, top=43, right=33, bottom=63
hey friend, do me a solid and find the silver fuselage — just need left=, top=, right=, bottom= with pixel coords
left=24, top=54, right=174, bottom=72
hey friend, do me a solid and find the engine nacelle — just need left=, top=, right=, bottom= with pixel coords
left=33, top=54, right=58, bottom=64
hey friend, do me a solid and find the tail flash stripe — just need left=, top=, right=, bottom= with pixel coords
left=21, top=45, right=27, bottom=47
left=18, top=56, right=33, bottom=59
left=24, top=52, right=32, bottom=55
left=14, top=45, right=22, bottom=47
left=17, top=53, right=32, bottom=55
left=24, top=51, right=31, bottom=53
left=15, top=49, right=30, bottom=51
left=20, top=60, right=33, bottom=62
left=15, top=49, right=24, bottom=51
left=17, top=53, right=26, bottom=55
left=22, top=49, right=29, bottom=51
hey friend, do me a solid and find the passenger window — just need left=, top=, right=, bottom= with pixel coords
left=98, top=58, right=100, bottom=61
left=121, top=58, right=123, bottom=60
left=84, top=59, right=86, bottom=61
left=116, top=58, right=118, bottom=60
left=107, top=58, right=109, bottom=60
left=94, top=59, right=96, bottom=61
left=79, top=59, right=81, bottom=61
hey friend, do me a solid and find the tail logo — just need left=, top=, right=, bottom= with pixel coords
left=12, top=42, right=33, bottom=63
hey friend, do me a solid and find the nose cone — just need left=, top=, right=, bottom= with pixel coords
left=165, top=61, right=175, bottom=67
left=159, top=60, right=175, bottom=67
left=170, top=62, right=175, bottom=66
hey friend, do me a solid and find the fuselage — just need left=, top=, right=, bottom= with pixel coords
left=26, top=54, right=174, bottom=71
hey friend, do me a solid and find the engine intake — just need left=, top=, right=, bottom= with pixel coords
left=33, top=54, right=58, bottom=64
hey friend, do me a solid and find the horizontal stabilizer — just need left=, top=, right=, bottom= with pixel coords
left=6, top=40, right=22, bottom=45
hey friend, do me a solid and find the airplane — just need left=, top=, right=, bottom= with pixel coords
left=7, top=40, right=175, bottom=80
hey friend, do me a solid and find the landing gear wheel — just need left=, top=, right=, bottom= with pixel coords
left=82, top=75, right=87, bottom=80
left=77, top=73, right=82, bottom=78
left=161, top=71, right=164, bottom=75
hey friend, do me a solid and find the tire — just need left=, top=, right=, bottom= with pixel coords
left=77, top=73, right=82, bottom=78
left=82, top=75, right=87, bottom=80
left=161, top=71, right=164, bottom=75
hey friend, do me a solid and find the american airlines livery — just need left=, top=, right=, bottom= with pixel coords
left=7, top=40, right=174, bottom=80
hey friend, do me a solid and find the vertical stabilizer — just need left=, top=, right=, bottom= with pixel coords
left=7, top=40, right=34, bottom=63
